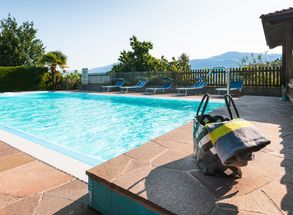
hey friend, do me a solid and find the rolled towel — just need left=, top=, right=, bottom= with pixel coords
left=205, top=118, right=270, bottom=166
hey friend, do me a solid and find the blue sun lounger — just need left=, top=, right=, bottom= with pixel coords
left=216, top=80, right=244, bottom=94
left=102, top=79, right=125, bottom=92
left=145, top=82, right=173, bottom=94
left=176, top=81, right=207, bottom=96
left=120, top=80, right=148, bottom=93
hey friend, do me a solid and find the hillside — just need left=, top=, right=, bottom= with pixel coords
left=88, top=51, right=281, bottom=73
left=189, top=51, right=281, bottom=69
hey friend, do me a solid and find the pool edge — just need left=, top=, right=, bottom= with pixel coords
left=0, top=128, right=91, bottom=182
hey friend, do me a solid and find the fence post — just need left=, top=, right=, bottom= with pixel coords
left=81, top=68, right=88, bottom=85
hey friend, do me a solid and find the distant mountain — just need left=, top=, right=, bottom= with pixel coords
left=89, top=51, right=281, bottom=73
left=88, top=64, right=114, bottom=74
left=189, top=51, right=281, bottom=69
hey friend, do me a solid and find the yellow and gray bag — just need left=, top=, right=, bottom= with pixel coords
left=193, top=94, right=270, bottom=177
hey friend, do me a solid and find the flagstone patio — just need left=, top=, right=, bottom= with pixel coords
left=1, top=94, right=293, bottom=215
left=87, top=95, right=293, bottom=215
left=0, top=142, right=97, bottom=215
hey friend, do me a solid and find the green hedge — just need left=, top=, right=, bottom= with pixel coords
left=0, top=66, right=48, bottom=92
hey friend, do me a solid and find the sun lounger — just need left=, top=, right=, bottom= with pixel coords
left=102, top=79, right=125, bottom=92
left=216, top=80, right=244, bottom=94
left=145, top=83, right=173, bottom=94
left=120, top=80, right=148, bottom=93
left=176, top=81, right=207, bottom=96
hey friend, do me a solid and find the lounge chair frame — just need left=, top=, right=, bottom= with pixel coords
left=176, top=82, right=207, bottom=96
left=216, top=76, right=244, bottom=95
left=102, top=79, right=125, bottom=92
left=120, top=79, right=149, bottom=93
left=145, top=81, right=173, bottom=95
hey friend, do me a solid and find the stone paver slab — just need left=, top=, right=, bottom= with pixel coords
left=154, top=139, right=193, bottom=155
left=124, top=141, right=167, bottom=162
left=218, top=188, right=283, bottom=215
left=151, top=151, right=196, bottom=171
left=0, top=153, right=35, bottom=173
left=143, top=167, right=215, bottom=215
left=191, top=165, right=272, bottom=199
left=87, top=154, right=132, bottom=182
left=42, top=179, right=88, bottom=203
left=153, top=127, right=193, bottom=146
left=0, top=160, right=72, bottom=197
left=246, top=151, right=293, bottom=183
left=35, top=194, right=92, bottom=215
left=0, top=193, right=20, bottom=208
left=260, top=180, right=293, bottom=214
left=211, top=205, right=265, bottom=215
left=178, top=122, right=193, bottom=133
left=123, top=159, right=149, bottom=174
left=0, top=194, right=40, bottom=215
left=112, top=166, right=154, bottom=198
left=0, top=145, right=19, bottom=159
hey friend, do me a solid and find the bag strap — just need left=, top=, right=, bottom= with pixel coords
left=196, top=93, right=210, bottom=118
left=224, top=94, right=240, bottom=119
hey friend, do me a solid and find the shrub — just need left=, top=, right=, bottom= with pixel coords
left=39, top=71, right=64, bottom=90
left=0, top=66, right=48, bottom=92
left=39, top=70, right=81, bottom=90
left=62, top=71, right=81, bottom=89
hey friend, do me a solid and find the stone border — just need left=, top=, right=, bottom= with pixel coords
left=86, top=123, right=195, bottom=214
left=0, top=128, right=91, bottom=182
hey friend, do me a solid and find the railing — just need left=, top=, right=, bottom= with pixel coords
left=111, top=67, right=281, bottom=88
left=88, top=73, right=110, bottom=84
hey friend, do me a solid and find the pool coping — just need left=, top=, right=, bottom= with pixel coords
left=85, top=122, right=195, bottom=214
left=0, top=127, right=91, bottom=182
left=0, top=90, right=225, bottom=102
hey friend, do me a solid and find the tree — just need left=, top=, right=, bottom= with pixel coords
left=111, top=35, right=158, bottom=73
left=111, top=36, right=191, bottom=73
left=39, top=51, right=67, bottom=89
left=177, top=53, right=191, bottom=71
left=0, top=15, right=45, bottom=66
left=167, top=53, right=191, bottom=72
left=239, top=52, right=281, bottom=67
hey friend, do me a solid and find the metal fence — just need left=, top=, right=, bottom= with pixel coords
left=88, top=73, right=110, bottom=84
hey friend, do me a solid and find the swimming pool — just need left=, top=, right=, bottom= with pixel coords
left=0, top=92, right=223, bottom=166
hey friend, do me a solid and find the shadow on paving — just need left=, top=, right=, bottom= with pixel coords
left=144, top=96, right=293, bottom=215
left=145, top=155, right=240, bottom=215
left=54, top=195, right=99, bottom=215
left=55, top=96, right=292, bottom=215
left=226, top=96, right=293, bottom=214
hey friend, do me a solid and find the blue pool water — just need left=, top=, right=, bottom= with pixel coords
left=0, top=92, right=223, bottom=166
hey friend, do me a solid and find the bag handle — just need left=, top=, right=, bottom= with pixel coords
left=196, top=93, right=210, bottom=117
left=224, top=94, right=240, bottom=119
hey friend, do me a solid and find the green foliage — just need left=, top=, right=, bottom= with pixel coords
left=62, top=71, right=81, bottom=89
left=239, top=52, right=282, bottom=68
left=111, top=36, right=156, bottom=72
left=0, top=66, right=47, bottom=91
left=40, top=51, right=67, bottom=89
left=0, top=15, right=45, bottom=66
left=237, top=53, right=281, bottom=86
left=39, top=51, right=67, bottom=69
left=39, top=71, right=63, bottom=90
left=39, top=71, right=81, bottom=90
left=111, top=36, right=190, bottom=73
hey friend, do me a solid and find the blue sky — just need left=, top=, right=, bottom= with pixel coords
left=0, top=0, right=292, bottom=69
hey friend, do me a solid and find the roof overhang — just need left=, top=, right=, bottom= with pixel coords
left=260, top=8, right=293, bottom=49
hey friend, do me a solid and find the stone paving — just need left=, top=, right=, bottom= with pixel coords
left=87, top=96, right=293, bottom=215
left=0, top=142, right=97, bottom=215
left=1, top=94, right=293, bottom=215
